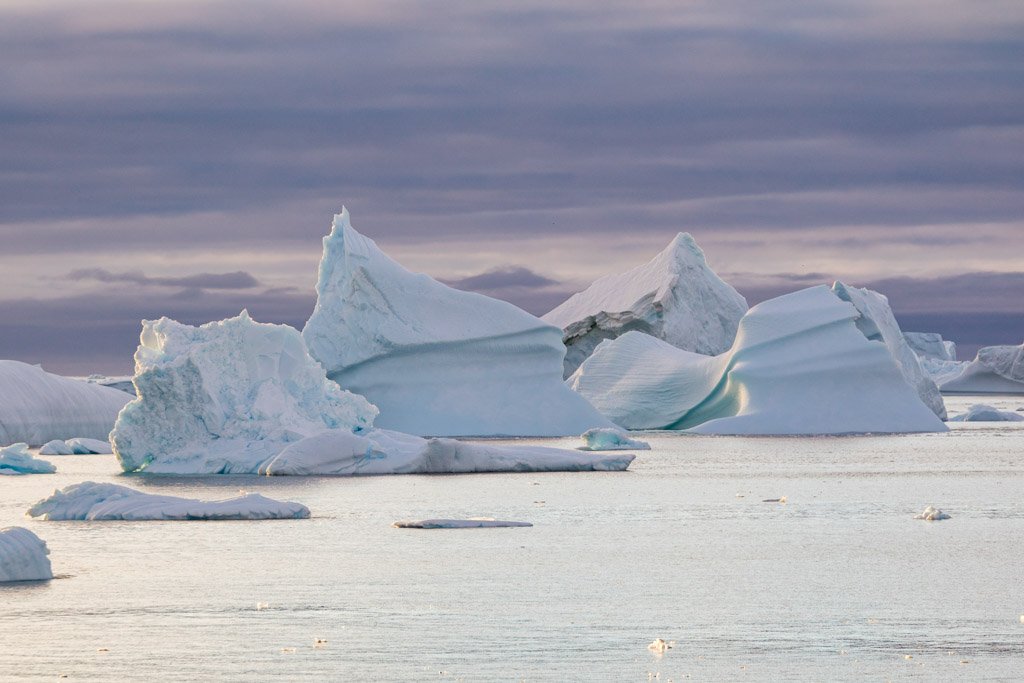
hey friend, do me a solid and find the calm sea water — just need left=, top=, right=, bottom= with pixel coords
left=2, top=395, right=1023, bottom=681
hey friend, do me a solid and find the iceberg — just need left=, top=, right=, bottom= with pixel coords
left=0, top=527, right=53, bottom=582
left=949, top=404, right=1024, bottom=422
left=914, top=506, right=951, bottom=521
left=831, top=282, right=946, bottom=420
left=543, top=233, right=748, bottom=377
left=0, top=443, right=56, bottom=475
left=903, top=332, right=957, bottom=362
left=919, top=357, right=970, bottom=387
left=40, top=437, right=112, bottom=455
left=940, top=342, right=1024, bottom=394
left=301, top=208, right=613, bottom=437
left=27, top=482, right=311, bottom=521
left=0, top=360, right=132, bottom=446
left=568, top=286, right=948, bottom=434
left=110, top=311, right=378, bottom=474
left=39, top=440, right=75, bottom=455
left=579, top=428, right=651, bottom=451
left=393, top=519, right=532, bottom=528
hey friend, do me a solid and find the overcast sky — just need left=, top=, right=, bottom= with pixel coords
left=2, top=0, right=1022, bottom=373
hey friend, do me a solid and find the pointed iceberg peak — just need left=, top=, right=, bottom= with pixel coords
left=543, top=231, right=748, bottom=377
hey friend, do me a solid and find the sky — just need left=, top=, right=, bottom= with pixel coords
left=1, top=0, right=1022, bottom=374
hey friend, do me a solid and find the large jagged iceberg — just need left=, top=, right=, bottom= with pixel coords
left=568, top=286, right=948, bottom=435
left=28, top=482, right=311, bottom=520
left=0, top=360, right=132, bottom=446
left=543, top=233, right=748, bottom=377
left=111, top=311, right=378, bottom=474
left=0, top=527, right=53, bottom=582
left=903, top=332, right=957, bottom=361
left=301, top=208, right=613, bottom=437
left=940, top=342, right=1024, bottom=394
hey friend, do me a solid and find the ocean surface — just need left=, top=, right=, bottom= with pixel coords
left=2, top=395, right=1023, bottom=681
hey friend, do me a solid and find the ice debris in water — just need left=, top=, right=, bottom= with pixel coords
left=0, top=526, right=53, bottom=582
left=393, top=518, right=533, bottom=529
left=27, top=481, right=311, bottom=521
left=0, top=443, right=56, bottom=475
left=949, top=404, right=1024, bottom=422
left=647, top=639, right=673, bottom=654
left=914, top=506, right=951, bottom=521
left=578, top=428, right=650, bottom=451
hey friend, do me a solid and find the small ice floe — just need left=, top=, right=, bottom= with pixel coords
left=0, top=443, right=56, bottom=475
left=0, top=526, right=53, bottom=582
left=950, top=404, right=1024, bottom=422
left=393, top=518, right=532, bottom=529
left=40, top=438, right=112, bottom=455
left=578, top=428, right=651, bottom=451
left=914, top=506, right=951, bottom=521
left=762, top=496, right=787, bottom=503
left=256, top=602, right=270, bottom=611
left=647, top=638, right=674, bottom=654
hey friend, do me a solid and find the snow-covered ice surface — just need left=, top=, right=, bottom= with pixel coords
left=259, top=428, right=634, bottom=476
left=111, top=311, right=378, bottom=474
left=543, top=233, right=747, bottom=377
left=301, top=208, right=613, bottom=437
left=903, top=332, right=957, bottom=361
left=831, top=282, right=945, bottom=420
left=941, top=342, right=1024, bottom=394
left=949, top=404, right=1024, bottom=422
left=0, top=526, right=52, bottom=582
left=579, top=428, right=651, bottom=451
left=0, top=443, right=55, bottom=475
left=1, top=409, right=1022, bottom=680
left=570, top=286, right=947, bottom=434
left=27, top=481, right=310, bottom=521
left=392, top=518, right=533, bottom=529
left=0, top=360, right=132, bottom=446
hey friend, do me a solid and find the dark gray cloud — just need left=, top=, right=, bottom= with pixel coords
left=67, top=268, right=261, bottom=290
left=443, top=266, right=558, bottom=291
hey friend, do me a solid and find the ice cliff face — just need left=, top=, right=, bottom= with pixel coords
left=111, top=311, right=378, bottom=474
left=568, top=286, right=948, bottom=435
left=941, top=341, right=1024, bottom=394
left=542, top=233, right=748, bottom=377
left=831, top=282, right=946, bottom=420
left=903, top=332, right=957, bottom=361
left=0, top=527, right=52, bottom=582
left=301, top=208, right=613, bottom=436
left=0, top=361, right=132, bottom=446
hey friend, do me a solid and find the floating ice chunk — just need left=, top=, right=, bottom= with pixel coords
left=111, top=311, right=377, bottom=474
left=301, top=208, right=613, bottom=437
left=941, top=341, right=1024, bottom=394
left=27, top=482, right=310, bottom=520
left=0, top=527, right=53, bottom=582
left=949, top=404, right=1024, bottom=422
left=65, top=438, right=112, bottom=454
left=831, top=282, right=946, bottom=420
left=39, top=440, right=75, bottom=456
left=903, top=332, right=957, bottom=362
left=392, top=518, right=533, bottom=529
left=647, top=638, right=673, bottom=654
left=569, top=286, right=948, bottom=434
left=914, top=506, right=951, bottom=521
left=579, top=428, right=650, bottom=451
left=544, top=233, right=747, bottom=377
left=0, top=360, right=131, bottom=446
left=0, top=443, right=56, bottom=475
left=259, top=428, right=635, bottom=476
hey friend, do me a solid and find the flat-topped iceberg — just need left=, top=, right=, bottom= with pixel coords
left=0, top=360, right=132, bottom=446
left=0, top=527, right=53, bottom=582
left=904, top=332, right=957, bottom=362
left=831, top=282, right=946, bottom=420
left=569, top=286, right=948, bottom=435
left=28, top=482, right=311, bottom=521
left=543, top=233, right=748, bottom=377
left=111, top=311, right=378, bottom=474
left=941, top=342, right=1024, bottom=394
left=301, top=208, right=613, bottom=437
left=579, top=428, right=651, bottom=451
left=0, top=443, right=56, bottom=475
left=949, top=404, right=1024, bottom=422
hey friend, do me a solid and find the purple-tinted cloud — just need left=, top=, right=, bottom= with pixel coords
left=67, top=268, right=261, bottom=290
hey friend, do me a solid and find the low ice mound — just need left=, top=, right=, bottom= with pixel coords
left=941, top=342, right=1024, bottom=394
left=904, top=332, right=957, bottom=361
left=0, top=443, right=56, bottom=475
left=579, top=428, right=651, bottom=451
left=0, top=527, right=53, bottom=582
left=543, top=233, right=747, bottom=377
left=831, top=283, right=946, bottom=420
left=301, top=208, right=612, bottom=436
left=0, top=360, right=132, bottom=446
left=111, top=311, right=378, bottom=474
left=569, top=286, right=948, bottom=434
left=27, top=482, right=310, bottom=521
left=41, top=438, right=112, bottom=455
left=259, top=428, right=635, bottom=475
left=949, top=404, right=1024, bottom=422
left=914, top=506, right=951, bottom=521
left=393, top=518, right=532, bottom=529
